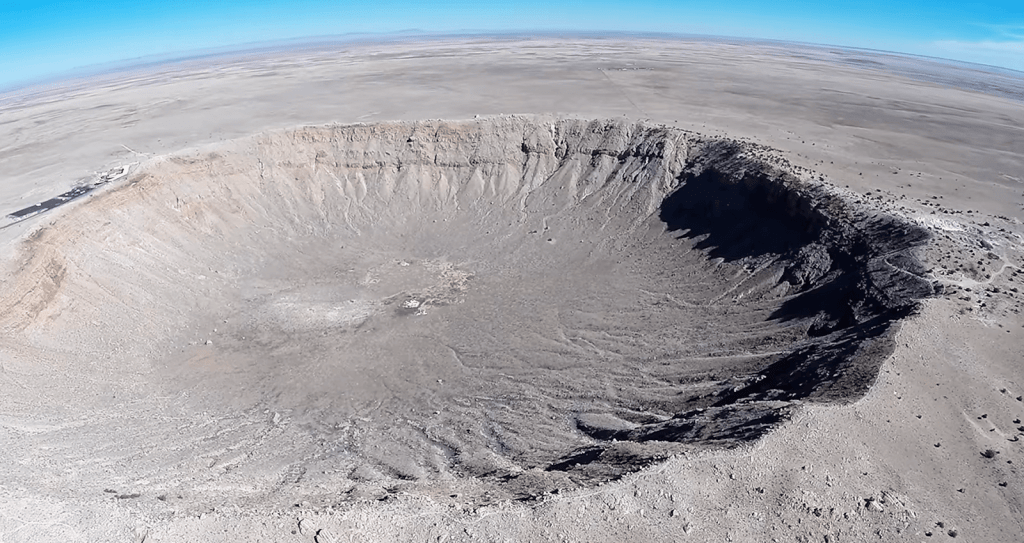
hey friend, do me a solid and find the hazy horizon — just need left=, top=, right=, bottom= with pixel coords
left=3, top=31, right=1023, bottom=100
left=2, top=0, right=1022, bottom=92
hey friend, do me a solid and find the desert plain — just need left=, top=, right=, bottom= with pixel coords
left=0, top=36, right=1023, bottom=542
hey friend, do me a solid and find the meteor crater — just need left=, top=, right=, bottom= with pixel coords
left=1, top=116, right=934, bottom=503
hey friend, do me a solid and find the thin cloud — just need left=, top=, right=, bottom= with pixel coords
left=965, top=22, right=1024, bottom=40
left=930, top=39, right=1024, bottom=71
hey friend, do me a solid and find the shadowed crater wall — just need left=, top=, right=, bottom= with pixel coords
left=0, top=116, right=933, bottom=505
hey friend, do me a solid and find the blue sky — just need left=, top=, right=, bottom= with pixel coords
left=2, top=1, right=1023, bottom=90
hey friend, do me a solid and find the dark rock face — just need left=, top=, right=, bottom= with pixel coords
left=551, top=136, right=933, bottom=479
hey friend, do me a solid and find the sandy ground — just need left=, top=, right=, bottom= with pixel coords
left=0, top=37, right=1022, bottom=542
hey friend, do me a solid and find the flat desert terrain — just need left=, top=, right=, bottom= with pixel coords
left=0, top=37, right=1022, bottom=542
